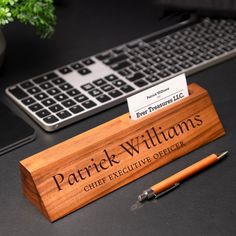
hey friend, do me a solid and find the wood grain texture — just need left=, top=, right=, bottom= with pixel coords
left=20, top=83, right=225, bottom=222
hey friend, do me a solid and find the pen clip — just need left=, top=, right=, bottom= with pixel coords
left=154, top=183, right=180, bottom=199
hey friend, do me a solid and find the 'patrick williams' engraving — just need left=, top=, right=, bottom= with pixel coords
left=52, top=114, right=203, bottom=191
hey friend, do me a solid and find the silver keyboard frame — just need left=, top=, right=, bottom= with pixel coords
left=5, top=16, right=236, bottom=132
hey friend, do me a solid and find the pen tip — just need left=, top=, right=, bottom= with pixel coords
left=217, top=151, right=229, bottom=160
left=138, top=193, right=147, bottom=202
left=138, top=189, right=155, bottom=202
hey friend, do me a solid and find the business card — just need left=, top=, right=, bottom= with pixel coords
left=127, top=73, right=189, bottom=120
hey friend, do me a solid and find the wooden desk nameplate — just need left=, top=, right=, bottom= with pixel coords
left=20, top=83, right=225, bottom=222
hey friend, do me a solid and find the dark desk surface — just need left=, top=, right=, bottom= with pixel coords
left=0, top=1, right=236, bottom=235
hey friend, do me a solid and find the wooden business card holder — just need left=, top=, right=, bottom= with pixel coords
left=20, top=83, right=225, bottom=222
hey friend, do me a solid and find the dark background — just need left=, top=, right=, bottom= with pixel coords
left=0, top=0, right=236, bottom=235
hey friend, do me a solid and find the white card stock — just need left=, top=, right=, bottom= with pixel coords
left=127, top=74, right=189, bottom=120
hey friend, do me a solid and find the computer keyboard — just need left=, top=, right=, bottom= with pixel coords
left=6, top=17, right=236, bottom=132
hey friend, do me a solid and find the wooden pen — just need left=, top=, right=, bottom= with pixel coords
left=138, top=151, right=228, bottom=202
